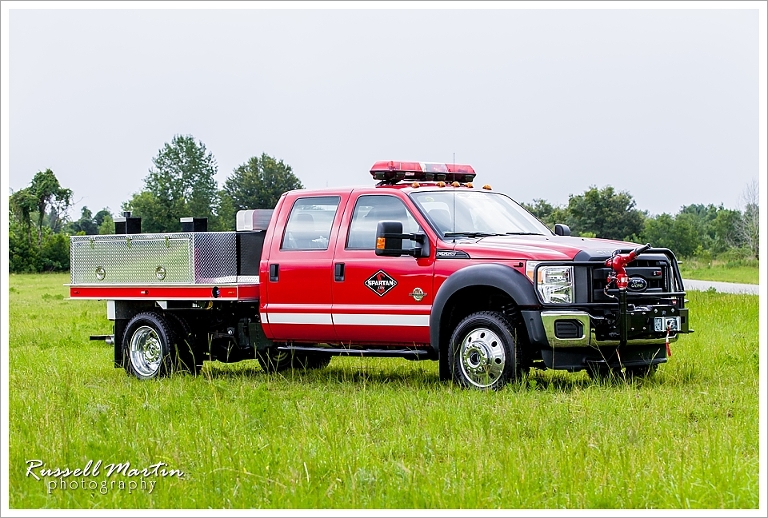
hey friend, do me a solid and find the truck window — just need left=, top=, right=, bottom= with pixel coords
left=346, top=195, right=422, bottom=250
left=281, top=196, right=340, bottom=250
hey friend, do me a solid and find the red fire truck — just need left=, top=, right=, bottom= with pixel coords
left=69, top=160, right=692, bottom=389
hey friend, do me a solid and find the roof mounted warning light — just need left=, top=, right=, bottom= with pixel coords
left=370, top=161, right=476, bottom=185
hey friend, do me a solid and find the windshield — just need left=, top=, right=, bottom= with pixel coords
left=410, top=190, right=552, bottom=238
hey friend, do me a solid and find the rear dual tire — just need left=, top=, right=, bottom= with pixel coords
left=123, top=312, right=201, bottom=380
left=123, top=312, right=177, bottom=380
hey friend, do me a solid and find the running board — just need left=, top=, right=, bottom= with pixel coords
left=277, top=345, right=432, bottom=359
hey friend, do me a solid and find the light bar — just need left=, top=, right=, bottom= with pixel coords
left=370, top=160, right=476, bottom=184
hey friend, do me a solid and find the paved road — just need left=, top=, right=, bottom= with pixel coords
left=682, top=279, right=760, bottom=295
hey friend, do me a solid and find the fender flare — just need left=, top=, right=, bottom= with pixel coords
left=429, top=263, right=540, bottom=356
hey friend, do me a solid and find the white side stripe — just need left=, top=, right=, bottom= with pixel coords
left=266, top=313, right=333, bottom=325
left=263, top=312, right=429, bottom=327
left=333, top=314, right=429, bottom=327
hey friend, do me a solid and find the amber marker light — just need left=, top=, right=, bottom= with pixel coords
left=376, top=237, right=386, bottom=249
left=483, top=184, right=492, bottom=190
left=411, top=182, right=420, bottom=188
left=437, top=181, right=446, bottom=187
left=451, top=181, right=460, bottom=187
left=466, top=182, right=474, bottom=188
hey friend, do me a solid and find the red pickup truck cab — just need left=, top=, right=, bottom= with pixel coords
left=70, top=160, right=691, bottom=389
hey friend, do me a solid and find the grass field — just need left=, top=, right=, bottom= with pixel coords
left=7, top=273, right=761, bottom=509
left=678, top=258, right=760, bottom=284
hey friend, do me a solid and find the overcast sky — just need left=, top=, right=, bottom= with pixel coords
left=4, top=3, right=764, bottom=221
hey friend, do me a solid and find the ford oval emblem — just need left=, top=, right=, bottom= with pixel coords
left=628, top=276, right=648, bottom=292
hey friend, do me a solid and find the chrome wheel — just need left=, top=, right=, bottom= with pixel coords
left=459, top=327, right=506, bottom=388
left=123, top=312, right=178, bottom=380
left=129, top=325, right=163, bottom=378
left=448, top=311, right=518, bottom=390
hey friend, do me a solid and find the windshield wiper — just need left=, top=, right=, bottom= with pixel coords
left=443, top=232, right=503, bottom=238
left=505, top=232, right=545, bottom=236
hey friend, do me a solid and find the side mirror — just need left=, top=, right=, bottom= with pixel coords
left=375, top=221, right=404, bottom=256
left=375, top=221, right=430, bottom=258
left=554, top=224, right=570, bottom=236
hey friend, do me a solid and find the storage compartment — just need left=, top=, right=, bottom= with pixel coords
left=70, top=232, right=238, bottom=285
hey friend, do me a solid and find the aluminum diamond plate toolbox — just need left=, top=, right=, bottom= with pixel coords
left=70, top=232, right=238, bottom=285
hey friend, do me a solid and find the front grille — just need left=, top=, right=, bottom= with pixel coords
left=590, top=258, right=671, bottom=302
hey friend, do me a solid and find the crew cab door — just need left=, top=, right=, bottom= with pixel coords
left=331, top=193, right=435, bottom=345
left=261, top=194, right=347, bottom=342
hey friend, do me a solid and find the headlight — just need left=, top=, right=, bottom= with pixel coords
left=526, top=262, right=574, bottom=304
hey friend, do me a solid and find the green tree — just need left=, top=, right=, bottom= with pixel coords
left=641, top=213, right=676, bottom=252
left=566, top=185, right=645, bottom=241
left=9, top=169, right=73, bottom=273
left=711, top=208, right=742, bottom=254
left=9, top=188, right=37, bottom=244
left=124, top=135, right=220, bottom=233
left=677, top=204, right=723, bottom=251
left=97, top=211, right=115, bottom=235
left=67, top=207, right=115, bottom=235
left=670, top=212, right=701, bottom=258
left=9, top=220, right=40, bottom=272
left=67, top=206, right=98, bottom=235
left=520, top=198, right=569, bottom=230
left=94, top=209, right=112, bottom=227
left=219, top=153, right=303, bottom=229
left=736, top=179, right=759, bottom=258
left=642, top=212, right=707, bottom=258
left=30, top=169, right=72, bottom=244
left=10, top=169, right=72, bottom=245
left=40, top=230, right=70, bottom=271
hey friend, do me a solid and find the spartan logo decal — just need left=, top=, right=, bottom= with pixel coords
left=364, top=270, right=398, bottom=297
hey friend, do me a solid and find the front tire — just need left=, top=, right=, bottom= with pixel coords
left=123, top=312, right=178, bottom=380
left=448, top=311, right=518, bottom=390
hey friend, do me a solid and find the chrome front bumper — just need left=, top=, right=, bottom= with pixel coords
left=540, top=311, right=678, bottom=348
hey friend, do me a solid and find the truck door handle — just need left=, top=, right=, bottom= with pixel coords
left=334, top=262, right=345, bottom=282
left=269, top=264, right=279, bottom=282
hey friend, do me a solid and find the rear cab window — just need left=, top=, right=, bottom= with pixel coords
left=281, top=196, right=341, bottom=250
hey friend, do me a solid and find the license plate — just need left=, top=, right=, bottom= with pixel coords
left=654, top=316, right=680, bottom=332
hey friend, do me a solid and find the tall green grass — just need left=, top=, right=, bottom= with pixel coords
left=8, top=273, right=760, bottom=509
left=678, top=257, right=759, bottom=284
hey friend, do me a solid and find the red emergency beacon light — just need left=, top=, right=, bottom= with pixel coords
left=370, top=161, right=476, bottom=184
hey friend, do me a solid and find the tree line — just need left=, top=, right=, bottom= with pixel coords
left=9, top=135, right=303, bottom=272
left=122, top=135, right=304, bottom=233
left=8, top=134, right=759, bottom=273
left=520, top=182, right=759, bottom=261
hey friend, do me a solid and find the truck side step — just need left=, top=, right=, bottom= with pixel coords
left=277, top=345, right=431, bottom=359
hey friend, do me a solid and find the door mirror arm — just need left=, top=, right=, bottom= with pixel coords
left=375, top=222, right=431, bottom=258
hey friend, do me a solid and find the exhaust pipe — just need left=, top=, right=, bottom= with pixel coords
left=90, top=335, right=115, bottom=346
